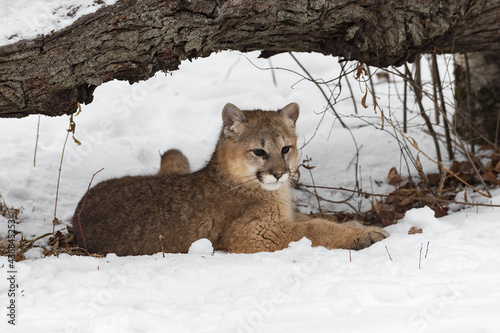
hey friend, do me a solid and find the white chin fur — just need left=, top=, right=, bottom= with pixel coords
left=259, top=173, right=289, bottom=191
left=260, top=182, right=284, bottom=191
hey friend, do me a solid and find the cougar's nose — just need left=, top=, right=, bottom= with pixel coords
left=272, top=172, right=284, bottom=180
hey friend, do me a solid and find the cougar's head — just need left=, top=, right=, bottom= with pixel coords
left=217, top=102, right=299, bottom=191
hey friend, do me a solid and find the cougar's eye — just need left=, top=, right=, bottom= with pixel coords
left=253, top=149, right=266, bottom=157
left=281, top=146, right=291, bottom=154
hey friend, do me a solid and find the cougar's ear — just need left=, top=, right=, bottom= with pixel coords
left=222, top=103, right=247, bottom=136
left=278, top=102, right=300, bottom=127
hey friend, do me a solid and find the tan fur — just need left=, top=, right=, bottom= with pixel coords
left=72, top=103, right=388, bottom=255
left=158, top=149, right=190, bottom=176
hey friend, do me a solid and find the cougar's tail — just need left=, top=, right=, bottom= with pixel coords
left=158, top=149, right=191, bottom=176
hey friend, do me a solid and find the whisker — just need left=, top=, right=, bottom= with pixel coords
left=221, top=176, right=258, bottom=196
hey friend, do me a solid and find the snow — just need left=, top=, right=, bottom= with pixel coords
left=1, top=5, right=500, bottom=332
left=3, top=218, right=500, bottom=332
left=188, top=239, right=214, bottom=255
left=0, top=0, right=116, bottom=46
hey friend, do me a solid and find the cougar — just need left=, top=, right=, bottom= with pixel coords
left=72, top=103, right=388, bottom=255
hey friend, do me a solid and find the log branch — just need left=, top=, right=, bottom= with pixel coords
left=1, top=0, right=499, bottom=118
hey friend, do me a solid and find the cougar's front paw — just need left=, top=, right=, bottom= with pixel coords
left=351, top=227, right=389, bottom=250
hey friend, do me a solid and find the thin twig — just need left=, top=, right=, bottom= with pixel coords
left=19, top=232, right=53, bottom=251
left=289, top=52, right=347, bottom=128
left=297, top=184, right=357, bottom=211
left=425, top=241, right=430, bottom=259
left=303, top=159, right=323, bottom=216
left=300, top=105, right=329, bottom=148
left=403, top=65, right=408, bottom=133
left=53, top=130, right=70, bottom=233
left=431, top=54, right=454, bottom=160
left=34, top=115, right=41, bottom=167
left=343, top=63, right=358, bottom=114
left=437, top=164, right=446, bottom=197
left=464, top=53, right=472, bottom=132
left=244, top=53, right=357, bottom=86
left=159, top=235, right=166, bottom=258
left=430, top=56, right=441, bottom=125
left=298, top=183, right=500, bottom=208
left=385, top=246, right=393, bottom=262
left=419, top=242, right=423, bottom=269
left=366, top=66, right=377, bottom=109
left=76, top=168, right=105, bottom=254
left=268, top=58, right=277, bottom=87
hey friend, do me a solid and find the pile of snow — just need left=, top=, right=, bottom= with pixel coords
left=188, top=238, right=214, bottom=255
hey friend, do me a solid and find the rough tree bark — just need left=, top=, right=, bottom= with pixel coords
left=1, top=0, right=499, bottom=118
left=454, top=51, right=500, bottom=145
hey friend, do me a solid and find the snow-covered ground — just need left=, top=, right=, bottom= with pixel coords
left=1, top=3, right=500, bottom=333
